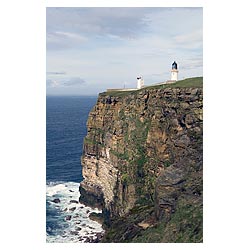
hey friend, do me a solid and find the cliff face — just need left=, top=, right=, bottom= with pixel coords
left=79, top=78, right=203, bottom=242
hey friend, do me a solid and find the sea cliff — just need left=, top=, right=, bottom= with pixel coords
left=79, top=77, right=203, bottom=242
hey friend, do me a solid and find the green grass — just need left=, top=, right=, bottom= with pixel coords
left=99, top=90, right=137, bottom=97
left=132, top=221, right=166, bottom=243
left=84, top=137, right=97, bottom=145
left=173, top=76, right=203, bottom=88
left=110, top=149, right=129, bottom=160
left=145, top=77, right=203, bottom=90
left=100, top=77, right=203, bottom=97
left=163, top=201, right=203, bottom=243
left=131, top=200, right=203, bottom=243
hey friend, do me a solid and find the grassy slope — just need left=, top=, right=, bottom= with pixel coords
left=147, top=76, right=203, bottom=89
left=102, top=197, right=203, bottom=243
left=131, top=199, right=203, bottom=243
left=100, top=77, right=203, bottom=97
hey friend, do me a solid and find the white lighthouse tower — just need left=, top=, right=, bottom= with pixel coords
left=137, top=76, right=144, bottom=89
left=171, top=61, right=178, bottom=81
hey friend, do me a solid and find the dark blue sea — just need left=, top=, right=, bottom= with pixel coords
left=46, top=96, right=104, bottom=243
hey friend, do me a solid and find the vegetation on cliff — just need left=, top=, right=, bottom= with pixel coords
left=100, top=76, right=203, bottom=97
left=80, top=77, right=203, bottom=242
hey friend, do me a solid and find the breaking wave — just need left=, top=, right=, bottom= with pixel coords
left=46, top=181, right=104, bottom=243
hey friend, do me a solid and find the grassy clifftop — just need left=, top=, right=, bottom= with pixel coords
left=100, top=77, right=203, bottom=97
left=147, top=76, right=203, bottom=89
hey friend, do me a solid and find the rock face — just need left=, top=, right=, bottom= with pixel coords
left=80, top=79, right=203, bottom=242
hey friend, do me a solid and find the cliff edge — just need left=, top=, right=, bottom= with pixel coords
left=79, top=77, right=203, bottom=242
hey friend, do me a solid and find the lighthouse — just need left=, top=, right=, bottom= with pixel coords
left=171, top=61, right=178, bottom=81
left=137, top=76, right=144, bottom=89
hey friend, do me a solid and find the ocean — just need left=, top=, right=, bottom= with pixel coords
left=46, top=96, right=104, bottom=243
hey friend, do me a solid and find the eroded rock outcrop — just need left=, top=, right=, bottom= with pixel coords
left=79, top=78, right=203, bottom=242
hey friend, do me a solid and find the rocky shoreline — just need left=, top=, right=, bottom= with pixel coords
left=46, top=182, right=104, bottom=243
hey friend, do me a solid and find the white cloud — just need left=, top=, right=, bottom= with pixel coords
left=46, top=7, right=157, bottom=43
left=54, top=31, right=87, bottom=42
left=46, top=77, right=86, bottom=88
left=47, top=31, right=88, bottom=50
left=62, top=77, right=86, bottom=86
left=46, top=79, right=60, bottom=88
left=173, top=29, right=203, bottom=49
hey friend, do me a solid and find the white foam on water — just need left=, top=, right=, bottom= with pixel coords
left=47, top=183, right=68, bottom=197
left=46, top=181, right=104, bottom=243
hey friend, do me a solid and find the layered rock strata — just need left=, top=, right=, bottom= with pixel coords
left=79, top=78, right=203, bottom=242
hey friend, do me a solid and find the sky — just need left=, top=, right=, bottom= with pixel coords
left=46, top=7, right=203, bottom=96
